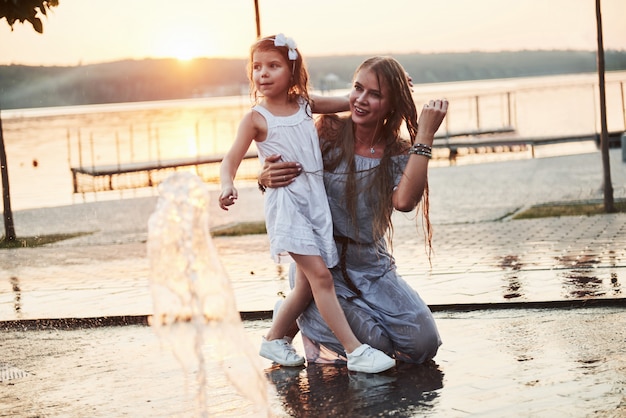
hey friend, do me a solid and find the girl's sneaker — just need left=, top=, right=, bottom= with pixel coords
left=260, top=337, right=305, bottom=367
left=346, top=344, right=395, bottom=373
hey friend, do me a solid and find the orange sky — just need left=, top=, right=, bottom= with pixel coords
left=1, top=0, right=625, bottom=66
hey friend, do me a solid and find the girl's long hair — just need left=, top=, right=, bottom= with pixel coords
left=319, top=56, right=432, bottom=257
left=248, top=35, right=311, bottom=108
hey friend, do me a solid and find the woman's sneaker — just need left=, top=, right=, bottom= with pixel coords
left=347, top=344, right=395, bottom=373
left=260, top=337, right=305, bottom=367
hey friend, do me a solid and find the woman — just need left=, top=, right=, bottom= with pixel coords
left=259, top=56, right=448, bottom=364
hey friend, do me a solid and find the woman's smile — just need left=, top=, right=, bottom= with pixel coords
left=349, top=68, right=391, bottom=126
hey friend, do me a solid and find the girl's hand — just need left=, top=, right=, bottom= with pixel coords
left=417, top=99, right=449, bottom=142
left=219, top=187, right=238, bottom=211
left=259, top=154, right=302, bottom=189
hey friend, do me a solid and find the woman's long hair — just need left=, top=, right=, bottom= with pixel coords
left=319, top=56, right=432, bottom=257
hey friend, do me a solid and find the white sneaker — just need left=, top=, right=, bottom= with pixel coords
left=259, top=337, right=305, bottom=367
left=347, top=344, right=395, bottom=373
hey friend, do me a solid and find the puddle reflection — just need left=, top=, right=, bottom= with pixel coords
left=9, top=276, right=22, bottom=318
left=267, top=361, right=443, bottom=417
left=498, top=255, right=525, bottom=300
left=496, top=252, right=623, bottom=301
left=610, top=273, right=622, bottom=295
left=555, top=254, right=611, bottom=298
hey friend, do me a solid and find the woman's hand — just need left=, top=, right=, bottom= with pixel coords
left=258, top=154, right=302, bottom=189
left=417, top=99, right=448, bottom=142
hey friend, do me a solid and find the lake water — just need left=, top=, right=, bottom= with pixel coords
left=2, top=71, right=625, bottom=211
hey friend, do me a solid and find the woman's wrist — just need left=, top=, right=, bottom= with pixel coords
left=408, top=143, right=432, bottom=159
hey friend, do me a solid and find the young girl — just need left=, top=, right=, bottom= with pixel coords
left=219, top=34, right=395, bottom=374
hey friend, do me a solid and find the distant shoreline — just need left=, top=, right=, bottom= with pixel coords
left=2, top=50, right=625, bottom=110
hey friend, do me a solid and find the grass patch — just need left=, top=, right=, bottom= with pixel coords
left=211, top=221, right=267, bottom=237
left=513, top=199, right=626, bottom=220
left=0, top=221, right=268, bottom=249
left=0, top=232, right=94, bottom=249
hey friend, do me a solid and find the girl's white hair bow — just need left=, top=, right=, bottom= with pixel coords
left=274, top=33, right=298, bottom=61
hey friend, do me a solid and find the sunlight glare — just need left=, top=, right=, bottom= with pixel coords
left=157, top=29, right=215, bottom=61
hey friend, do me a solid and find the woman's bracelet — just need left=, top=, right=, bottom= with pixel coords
left=408, top=143, right=433, bottom=159
left=258, top=181, right=266, bottom=193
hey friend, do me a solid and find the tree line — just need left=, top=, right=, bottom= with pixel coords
left=1, top=50, right=626, bottom=110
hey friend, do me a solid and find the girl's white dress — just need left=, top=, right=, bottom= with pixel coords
left=253, top=100, right=339, bottom=267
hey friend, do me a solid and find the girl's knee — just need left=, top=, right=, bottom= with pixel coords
left=307, top=271, right=335, bottom=290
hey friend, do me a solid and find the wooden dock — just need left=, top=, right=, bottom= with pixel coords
left=70, top=130, right=622, bottom=194
left=70, top=152, right=259, bottom=194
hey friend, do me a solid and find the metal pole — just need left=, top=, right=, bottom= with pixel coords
left=156, top=128, right=161, bottom=166
left=254, top=0, right=261, bottom=38
left=595, top=0, right=615, bottom=212
left=66, top=128, right=71, bottom=168
left=507, top=92, right=512, bottom=128
left=130, top=124, right=134, bottom=163
left=475, top=96, right=480, bottom=131
left=116, top=132, right=121, bottom=172
left=90, top=132, right=96, bottom=197
left=90, top=133, right=95, bottom=172
left=619, top=82, right=626, bottom=130
left=78, top=129, right=83, bottom=169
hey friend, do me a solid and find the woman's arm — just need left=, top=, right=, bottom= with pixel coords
left=393, top=99, right=448, bottom=212
left=258, top=154, right=302, bottom=191
left=310, top=93, right=350, bottom=114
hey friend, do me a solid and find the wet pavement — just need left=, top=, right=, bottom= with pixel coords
left=1, top=149, right=626, bottom=417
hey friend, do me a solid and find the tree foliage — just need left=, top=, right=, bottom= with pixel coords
left=0, top=0, right=59, bottom=33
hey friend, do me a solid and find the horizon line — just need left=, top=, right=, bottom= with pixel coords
left=3, top=48, right=626, bottom=68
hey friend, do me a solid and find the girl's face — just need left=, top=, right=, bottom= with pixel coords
left=349, top=68, right=392, bottom=129
left=251, top=50, right=292, bottom=100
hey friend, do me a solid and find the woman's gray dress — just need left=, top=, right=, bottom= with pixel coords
left=291, top=154, right=442, bottom=364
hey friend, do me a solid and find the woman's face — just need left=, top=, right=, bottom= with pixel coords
left=349, top=67, right=392, bottom=129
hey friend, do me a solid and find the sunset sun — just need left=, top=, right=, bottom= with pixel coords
left=173, top=44, right=201, bottom=61
left=156, top=29, right=215, bottom=61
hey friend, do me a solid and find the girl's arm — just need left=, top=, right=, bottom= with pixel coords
left=219, top=111, right=260, bottom=210
left=310, top=93, right=350, bottom=114
left=393, top=99, right=448, bottom=212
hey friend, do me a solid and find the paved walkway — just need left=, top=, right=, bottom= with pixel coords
left=1, top=149, right=625, bottom=417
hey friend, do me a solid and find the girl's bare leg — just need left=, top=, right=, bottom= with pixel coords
left=265, top=265, right=312, bottom=341
left=290, top=253, right=361, bottom=353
